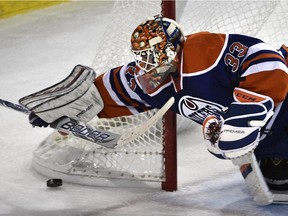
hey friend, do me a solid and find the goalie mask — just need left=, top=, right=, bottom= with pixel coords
left=131, top=15, right=185, bottom=93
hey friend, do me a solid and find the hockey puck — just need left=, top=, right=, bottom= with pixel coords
left=46, top=179, right=63, bottom=187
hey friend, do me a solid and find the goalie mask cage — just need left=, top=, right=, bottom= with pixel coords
left=32, top=0, right=288, bottom=191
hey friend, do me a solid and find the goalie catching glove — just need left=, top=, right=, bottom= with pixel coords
left=203, top=88, right=274, bottom=159
left=19, top=65, right=104, bottom=128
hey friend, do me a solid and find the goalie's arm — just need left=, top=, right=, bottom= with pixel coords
left=20, top=63, right=156, bottom=129
left=94, top=62, right=153, bottom=119
left=238, top=44, right=288, bottom=107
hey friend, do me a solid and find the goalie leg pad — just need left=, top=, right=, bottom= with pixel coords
left=233, top=153, right=274, bottom=206
left=19, top=65, right=104, bottom=123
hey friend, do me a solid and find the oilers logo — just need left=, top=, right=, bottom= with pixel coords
left=178, top=96, right=224, bottom=124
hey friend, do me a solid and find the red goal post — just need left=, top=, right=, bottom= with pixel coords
left=161, top=0, right=177, bottom=191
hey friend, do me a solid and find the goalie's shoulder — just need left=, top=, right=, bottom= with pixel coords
left=182, top=32, right=227, bottom=73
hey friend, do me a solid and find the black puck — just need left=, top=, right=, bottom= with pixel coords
left=46, top=179, right=63, bottom=187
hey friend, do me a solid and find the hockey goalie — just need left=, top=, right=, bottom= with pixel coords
left=18, top=15, right=288, bottom=205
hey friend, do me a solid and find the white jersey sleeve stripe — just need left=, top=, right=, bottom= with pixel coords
left=242, top=61, right=288, bottom=77
left=243, top=43, right=277, bottom=61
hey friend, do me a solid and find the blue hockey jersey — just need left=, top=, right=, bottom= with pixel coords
left=95, top=32, right=288, bottom=159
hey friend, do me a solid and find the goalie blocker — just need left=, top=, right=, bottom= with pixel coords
left=19, top=65, right=104, bottom=128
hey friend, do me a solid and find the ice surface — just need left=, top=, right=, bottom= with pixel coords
left=0, top=1, right=288, bottom=215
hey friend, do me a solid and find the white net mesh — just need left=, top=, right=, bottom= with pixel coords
left=33, top=0, right=288, bottom=187
left=91, top=0, right=162, bottom=73
left=33, top=109, right=165, bottom=182
left=178, top=1, right=287, bottom=47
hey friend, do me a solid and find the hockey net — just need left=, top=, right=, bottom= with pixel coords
left=32, top=0, right=288, bottom=190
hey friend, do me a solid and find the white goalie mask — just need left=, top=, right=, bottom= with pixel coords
left=131, top=15, right=185, bottom=93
